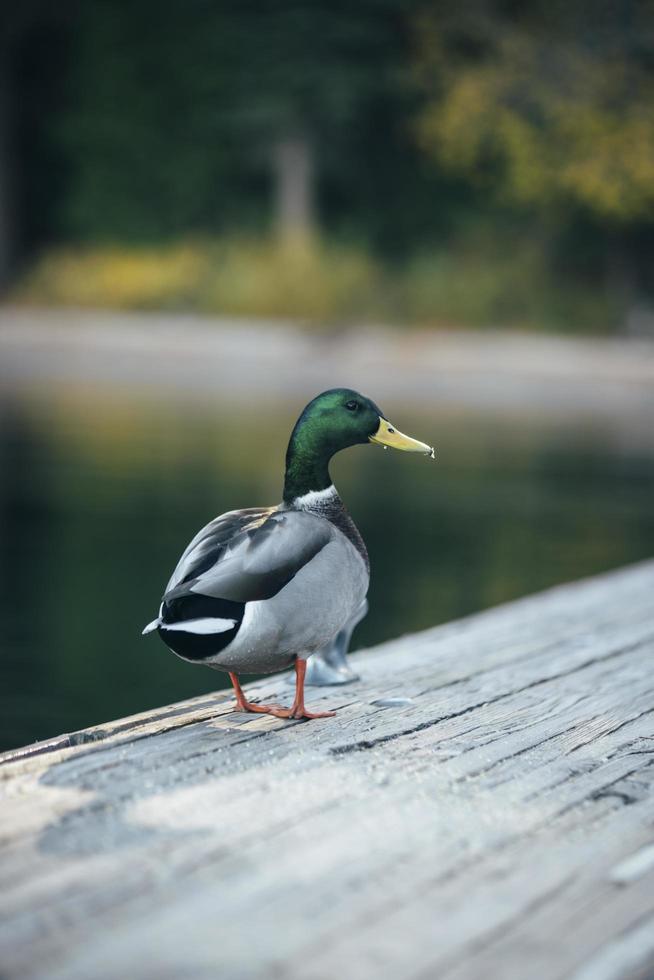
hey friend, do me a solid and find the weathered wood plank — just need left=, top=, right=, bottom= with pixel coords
left=0, top=560, right=653, bottom=980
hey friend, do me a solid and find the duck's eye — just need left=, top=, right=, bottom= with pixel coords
left=345, top=400, right=359, bottom=412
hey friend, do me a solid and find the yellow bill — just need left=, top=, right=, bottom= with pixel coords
left=370, top=417, right=435, bottom=458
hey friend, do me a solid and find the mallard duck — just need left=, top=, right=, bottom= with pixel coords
left=142, top=388, right=433, bottom=719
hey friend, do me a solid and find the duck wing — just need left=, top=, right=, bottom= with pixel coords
left=164, top=507, right=273, bottom=596
left=164, top=508, right=332, bottom=604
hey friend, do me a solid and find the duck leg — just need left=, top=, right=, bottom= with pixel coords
left=228, top=673, right=284, bottom=715
left=270, top=659, right=336, bottom=720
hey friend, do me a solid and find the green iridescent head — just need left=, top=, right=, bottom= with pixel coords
left=283, top=388, right=433, bottom=503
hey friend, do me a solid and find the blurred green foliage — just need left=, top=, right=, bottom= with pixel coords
left=415, top=1, right=654, bottom=220
left=8, top=0, right=654, bottom=329
left=51, top=0, right=411, bottom=243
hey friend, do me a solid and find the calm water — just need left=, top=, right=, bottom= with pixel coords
left=1, top=386, right=653, bottom=751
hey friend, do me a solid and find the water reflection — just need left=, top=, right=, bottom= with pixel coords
left=1, top=387, right=653, bottom=751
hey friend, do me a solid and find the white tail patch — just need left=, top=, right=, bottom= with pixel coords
left=160, top=617, right=237, bottom=635
left=142, top=604, right=164, bottom=636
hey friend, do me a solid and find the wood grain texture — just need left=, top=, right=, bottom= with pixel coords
left=1, top=560, right=653, bottom=980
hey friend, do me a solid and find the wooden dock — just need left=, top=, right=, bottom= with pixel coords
left=1, top=560, right=653, bottom=980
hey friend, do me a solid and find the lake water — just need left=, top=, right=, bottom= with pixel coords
left=1, top=384, right=653, bottom=752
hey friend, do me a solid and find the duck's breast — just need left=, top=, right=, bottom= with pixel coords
left=212, top=529, right=369, bottom=674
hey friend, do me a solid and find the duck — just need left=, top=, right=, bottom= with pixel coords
left=142, top=388, right=433, bottom=720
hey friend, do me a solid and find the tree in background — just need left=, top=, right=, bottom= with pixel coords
left=413, top=0, right=654, bottom=318
left=414, top=0, right=654, bottom=221
left=53, top=0, right=412, bottom=246
left=1, top=3, right=73, bottom=287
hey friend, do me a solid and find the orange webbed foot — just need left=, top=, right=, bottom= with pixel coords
left=234, top=700, right=286, bottom=715
left=228, top=664, right=336, bottom=722
left=266, top=706, right=336, bottom=720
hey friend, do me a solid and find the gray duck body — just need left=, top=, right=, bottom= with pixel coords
left=148, top=486, right=369, bottom=676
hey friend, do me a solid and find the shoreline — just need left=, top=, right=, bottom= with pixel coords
left=1, top=306, right=653, bottom=439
